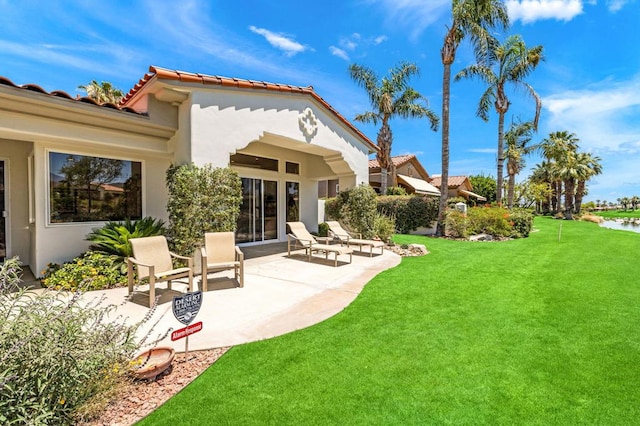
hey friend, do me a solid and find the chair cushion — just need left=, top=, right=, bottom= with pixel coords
left=205, top=261, right=240, bottom=270
left=155, top=267, right=191, bottom=280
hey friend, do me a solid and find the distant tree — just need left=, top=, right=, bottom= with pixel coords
left=349, top=62, right=439, bottom=195
left=573, top=152, right=602, bottom=214
left=78, top=80, right=124, bottom=104
left=469, top=174, right=497, bottom=204
left=503, top=120, right=539, bottom=208
left=436, top=0, right=509, bottom=236
left=456, top=34, right=543, bottom=205
left=632, top=195, right=640, bottom=210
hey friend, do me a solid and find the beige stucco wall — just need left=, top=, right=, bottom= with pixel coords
left=0, top=139, right=32, bottom=265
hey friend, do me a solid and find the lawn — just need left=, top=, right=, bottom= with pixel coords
left=595, top=209, right=640, bottom=219
left=139, top=217, right=640, bottom=425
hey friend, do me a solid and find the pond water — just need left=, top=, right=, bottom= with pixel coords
left=599, top=219, right=640, bottom=233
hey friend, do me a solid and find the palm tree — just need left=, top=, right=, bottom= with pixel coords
left=632, top=195, right=640, bottom=210
left=78, top=80, right=124, bottom=104
left=349, top=62, right=439, bottom=194
left=504, top=120, right=539, bottom=208
left=541, top=131, right=580, bottom=214
left=556, top=152, right=588, bottom=220
left=456, top=34, right=543, bottom=205
left=574, top=152, right=602, bottom=214
left=436, top=0, right=509, bottom=236
left=530, top=161, right=555, bottom=213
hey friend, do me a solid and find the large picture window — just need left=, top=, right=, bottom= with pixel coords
left=49, top=152, right=142, bottom=223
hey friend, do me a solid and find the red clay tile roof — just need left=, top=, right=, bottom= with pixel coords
left=0, top=76, right=141, bottom=114
left=120, top=66, right=376, bottom=151
left=428, top=175, right=469, bottom=189
left=368, top=154, right=417, bottom=169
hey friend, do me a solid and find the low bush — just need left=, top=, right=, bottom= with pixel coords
left=445, top=207, right=534, bottom=239
left=374, top=214, right=396, bottom=243
left=0, top=257, right=144, bottom=425
left=385, top=186, right=408, bottom=196
left=41, top=251, right=126, bottom=291
left=318, top=222, right=329, bottom=237
left=377, top=195, right=438, bottom=234
left=324, top=185, right=378, bottom=238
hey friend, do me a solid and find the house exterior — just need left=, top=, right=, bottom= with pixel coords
left=368, top=154, right=439, bottom=196
left=428, top=175, right=486, bottom=202
left=0, top=66, right=375, bottom=274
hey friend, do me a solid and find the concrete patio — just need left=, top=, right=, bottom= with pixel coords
left=77, top=244, right=400, bottom=352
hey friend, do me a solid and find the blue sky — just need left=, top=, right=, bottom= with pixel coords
left=1, top=0, right=639, bottom=203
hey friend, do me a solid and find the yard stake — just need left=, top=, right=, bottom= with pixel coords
left=558, top=221, right=563, bottom=242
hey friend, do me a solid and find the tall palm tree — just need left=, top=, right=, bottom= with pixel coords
left=574, top=152, right=602, bottom=214
left=349, top=62, right=439, bottom=194
left=456, top=34, right=543, bottom=205
left=504, top=120, right=539, bottom=208
left=436, top=0, right=509, bottom=236
left=556, top=152, right=588, bottom=220
left=78, top=80, right=124, bottom=104
left=541, top=131, right=580, bottom=214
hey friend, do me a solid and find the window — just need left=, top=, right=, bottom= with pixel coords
left=49, top=152, right=142, bottom=223
left=286, top=181, right=299, bottom=222
left=286, top=161, right=300, bottom=175
left=230, top=153, right=278, bottom=171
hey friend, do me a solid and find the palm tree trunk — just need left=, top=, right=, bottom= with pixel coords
left=564, top=179, right=575, bottom=220
left=496, top=112, right=505, bottom=206
left=436, top=62, right=452, bottom=236
left=378, top=121, right=393, bottom=195
left=507, top=172, right=516, bottom=208
left=574, top=180, right=586, bottom=214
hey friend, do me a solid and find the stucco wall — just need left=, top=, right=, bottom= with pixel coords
left=0, top=139, right=32, bottom=265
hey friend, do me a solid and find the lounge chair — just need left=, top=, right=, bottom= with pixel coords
left=200, top=232, right=244, bottom=291
left=286, top=221, right=353, bottom=267
left=127, top=235, right=193, bottom=307
left=325, top=221, right=385, bottom=257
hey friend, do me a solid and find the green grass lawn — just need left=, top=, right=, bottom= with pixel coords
left=595, top=209, right=640, bottom=219
left=139, top=217, right=640, bottom=425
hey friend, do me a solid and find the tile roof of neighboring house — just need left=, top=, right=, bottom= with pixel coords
left=368, top=154, right=417, bottom=169
left=0, top=76, right=142, bottom=115
left=121, top=66, right=376, bottom=151
left=428, top=175, right=469, bottom=189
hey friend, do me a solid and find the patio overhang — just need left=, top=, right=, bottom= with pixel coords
left=397, top=174, right=441, bottom=196
left=459, top=189, right=487, bottom=201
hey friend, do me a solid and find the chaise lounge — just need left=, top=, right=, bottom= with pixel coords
left=325, top=221, right=385, bottom=257
left=286, top=221, right=353, bottom=267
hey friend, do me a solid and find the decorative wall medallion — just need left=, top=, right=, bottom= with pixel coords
left=298, top=107, right=318, bottom=139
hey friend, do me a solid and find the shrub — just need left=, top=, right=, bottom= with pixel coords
left=377, top=195, right=438, bottom=234
left=324, top=197, right=342, bottom=221
left=444, top=207, right=534, bottom=239
left=509, top=208, right=534, bottom=238
left=0, top=258, right=142, bottom=424
left=374, top=214, right=395, bottom=243
left=166, top=164, right=242, bottom=256
left=86, top=216, right=165, bottom=274
left=318, top=222, right=329, bottom=237
left=385, top=186, right=408, bottom=196
left=41, top=251, right=126, bottom=291
left=444, top=210, right=469, bottom=238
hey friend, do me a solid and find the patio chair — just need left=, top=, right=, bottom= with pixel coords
left=127, top=236, right=193, bottom=306
left=286, top=221, right=353, bottom=267
left=200, top=231, right=244, bottom=291
left=325, top=221, right=385, bottom=257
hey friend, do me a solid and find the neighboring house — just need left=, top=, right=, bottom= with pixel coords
left=368, top=154, right=440, bottom=196
left=0, top=66, right=376, bottom=274
left=428, top=175, right=487, bottom=202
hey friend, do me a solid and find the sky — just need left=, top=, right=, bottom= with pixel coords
left=1, top=0, right=639, bottom=203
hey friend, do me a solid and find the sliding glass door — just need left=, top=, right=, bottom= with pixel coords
left=236, top=178, right=277, bottom=243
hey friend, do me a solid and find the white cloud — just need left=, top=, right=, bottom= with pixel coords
left=373, top=35, right=388, bottom=45
left=468, top=148, right=497, bottom=154
left=542, top=75, right=640, bottom=201
left=329, top=46, right=350, bottom=61
left=248, top=26, right=309, bottom=57
left=506, top=0, right=583, bottom=23
left=606, top=0, right=631, bottom=12
left=372, top=0, right=450, bottom=39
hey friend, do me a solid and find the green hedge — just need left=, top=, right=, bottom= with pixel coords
left=376, top=195, right=438, bottom=234
left=444, top=207, right=534, bottom=239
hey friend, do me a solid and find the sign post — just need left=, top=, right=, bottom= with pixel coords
left=172, top=290, right=203, bottom=357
